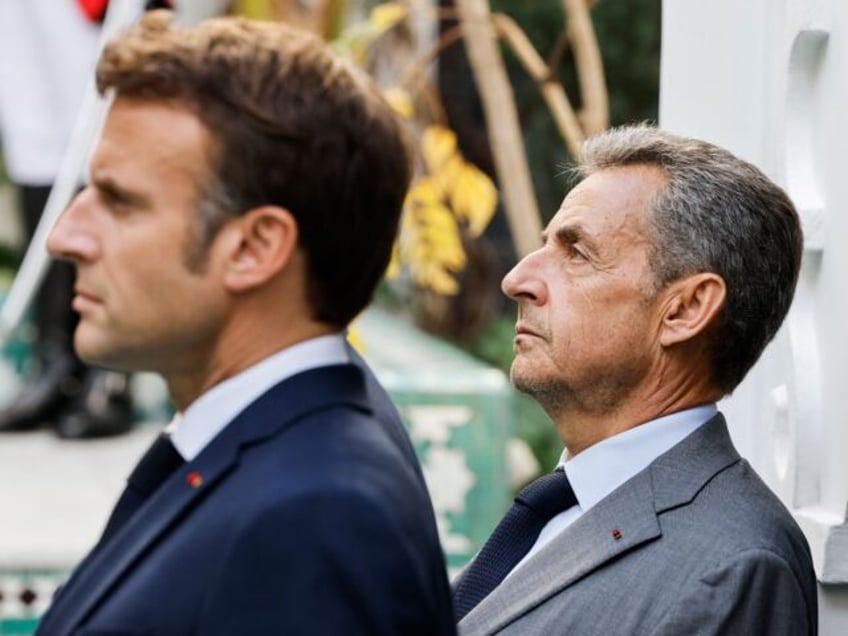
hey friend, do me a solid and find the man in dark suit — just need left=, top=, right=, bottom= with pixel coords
left=453, top=125, right=818, bottom=634
left=36, top=11, right=455, bottom=635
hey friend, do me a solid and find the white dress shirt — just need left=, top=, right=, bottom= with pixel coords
left=509, top=403, right=718, bottom=577
left=167, top=333, right=351, bottom=461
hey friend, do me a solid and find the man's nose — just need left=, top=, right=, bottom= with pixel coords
left=46, top=188, right=99, bottom=263
left=501, top=250, right=547, bottom=305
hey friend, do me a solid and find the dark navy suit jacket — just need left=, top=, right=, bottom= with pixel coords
left=37, top=355, right=456, bottom=635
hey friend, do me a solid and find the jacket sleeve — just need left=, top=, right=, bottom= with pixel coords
left=650, top=548, right=816, bottom=636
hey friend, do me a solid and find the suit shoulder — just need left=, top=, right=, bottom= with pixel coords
left=661, top=457, right=814, bottom=591
left=232, top=404, right=434, bottom=528
left=699, top=459, right=806, bottom=543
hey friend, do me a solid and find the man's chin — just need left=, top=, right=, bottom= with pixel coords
left=510, top=366, right=561, bottom=399
left=76, top=338, right=156, bottom=374
left=510, top=367, right=541, bottom=396
left=74, top=334, right=123, bottom=370
left=76, top=348, right=116, bottom=369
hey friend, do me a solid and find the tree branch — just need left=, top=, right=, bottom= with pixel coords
left=492, top=13, right=584, bottom=161
left=561, top=0, right=608, bottom=134
left=454, top=0, right=542, bottom=257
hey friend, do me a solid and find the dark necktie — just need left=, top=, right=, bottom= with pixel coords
left=453, top=468, right=577, bottom=620
left=34, top=434, right=185, bottom=634
left=97, top=433, right=185, bottom=546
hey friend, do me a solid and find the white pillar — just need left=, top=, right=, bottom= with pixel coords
left=660, top=0, right=848, bottom=631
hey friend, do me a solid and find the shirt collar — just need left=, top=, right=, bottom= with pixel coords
left=560, top=403, right=718, bottom=513
left=168, top=333, right=350, bottom=461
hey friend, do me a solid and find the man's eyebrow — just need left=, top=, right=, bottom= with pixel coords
left=541, top=222, right=601, bottom=254
left=542, top=222, right=589, bottom=244
left=554, top=224, right=582, bottom=244
left=91, top=175, right=150, bottom=207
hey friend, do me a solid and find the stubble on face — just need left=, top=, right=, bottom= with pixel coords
left=509, top=316, right=655, bottom=421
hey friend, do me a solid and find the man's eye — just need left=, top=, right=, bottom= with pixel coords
left=100, top=189, right=120, bottom=204
left=569, top=244, right=587, bottom=260
left=100, top=188, right=130, bottom=209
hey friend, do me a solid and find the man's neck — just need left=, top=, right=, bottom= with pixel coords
left=550, top=377, right=722, bottom=457
left=165, top=318, right=335, bottom=411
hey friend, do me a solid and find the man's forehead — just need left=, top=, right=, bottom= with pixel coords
left=544, top=190, right=626, bottom=239
left=546, top=166, right=663, bottom=235
left=90, top=100, right=211, bottom=182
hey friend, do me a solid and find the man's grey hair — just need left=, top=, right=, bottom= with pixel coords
left=578, top=124, right=803, bottom=393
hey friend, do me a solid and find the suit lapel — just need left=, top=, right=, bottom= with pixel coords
left=460, top=470, right=661, bottom=634
left=459, top=414, right=740, bottom=635
left=39, top=446, right=238, bottom=634
left=41, top=364, right=370, bottom=633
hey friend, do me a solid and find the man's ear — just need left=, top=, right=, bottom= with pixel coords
left=221, top=205, right=298, bottom=293
left=659, top=273, right=726, bottom=347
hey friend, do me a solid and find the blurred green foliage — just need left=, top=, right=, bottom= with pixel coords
left=0, top=243, right=22, bottom=273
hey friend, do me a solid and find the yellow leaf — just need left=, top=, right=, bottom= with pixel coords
left=407, top=176, right=443, bottom=205
left=397, top=172, right=472, bottom=296
left=421, top=125, right=458, bottom=173
left=412, top=203, right=466, bottom=269
left=370, top=2, right=409, bottom=33
left=385, top=242, right=401, bottom=280
left=415, top=200, right=455, bottom=232
left=428, top=155, right=463, bottom=200
left=438, top=236, right=467, bottom=270
left=383, top=86, right=414, bottom=119
left=232, top=0, right=272, bottom=20
left=449, top=159, right=498, bottom=236
left=424, top=264, right=461, bottom=295
left=346, top=324, right=365, bottom=352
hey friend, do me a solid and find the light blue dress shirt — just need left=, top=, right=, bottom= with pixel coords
left=509, top=403, right=718, bottom=577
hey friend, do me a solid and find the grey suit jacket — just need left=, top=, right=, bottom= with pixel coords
left=456, top=414, right=817, bottom=635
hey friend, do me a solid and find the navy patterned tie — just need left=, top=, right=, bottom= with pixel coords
left=98, top=433, right=184, bottom=545
left=453, top=468, right=577, bottom=620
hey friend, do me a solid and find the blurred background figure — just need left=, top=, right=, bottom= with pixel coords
left=0, top=0, right=133, bottom=438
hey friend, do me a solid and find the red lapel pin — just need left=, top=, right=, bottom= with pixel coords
left=187, top=471, right=204, bottom=488
left=611, top=528, right=622, bottom=541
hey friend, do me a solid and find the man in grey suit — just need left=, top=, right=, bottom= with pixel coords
left=453, top=124, right=817, bottom=634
